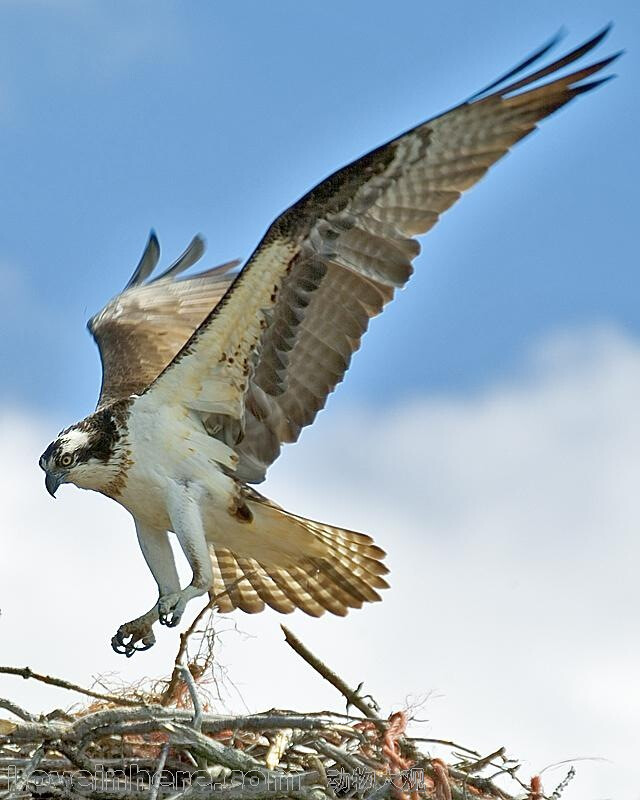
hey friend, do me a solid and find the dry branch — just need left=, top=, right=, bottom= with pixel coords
left=281, top=626, right=382, bottom=723
left=0, top=607, right=567, bottom=800
left=0, top=666, right=143, bottom=707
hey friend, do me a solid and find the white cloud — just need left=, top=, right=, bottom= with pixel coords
left=1, top=325, right=639, bottom=799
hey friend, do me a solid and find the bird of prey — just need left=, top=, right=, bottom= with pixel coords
left=40, top=29, right=617, bottom=656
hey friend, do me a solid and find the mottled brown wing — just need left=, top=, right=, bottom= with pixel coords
left=88, top=232, right=239, bottom=408
left=144, top=29, right=618, bottom=480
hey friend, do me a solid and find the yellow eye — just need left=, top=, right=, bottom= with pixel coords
left=60, top=454, right=73, bottom=467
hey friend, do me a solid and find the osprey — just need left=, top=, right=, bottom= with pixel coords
left=40, top=30, right=617, bottom=656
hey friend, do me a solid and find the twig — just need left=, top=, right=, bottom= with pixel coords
left=162, top=603, right=214, bottom=705
left=55, top=740, right=94, bottom=771
left=458, top=747, right=506, bottom=774
left=407, top=737, right=481, bottom=758
left=444, top=766, right=517, bottom=800
left=162, top=577, right=257, bottom=706
left=176, top=781, right=325, bottom=800
left=178, top=666, right=203, bottom=732
left=281, top=627, right=381, bottom=724
left=0, top=666, right=143, bottom=708
left=0, top=698, right=35, bottom=722
left=169, top=722, right=288, bottom=776
left=149, top=742, right=170, bottom=800
left=262, top=708, right=384, bottom=722
left=5, top=744, right=45, bottom=800
left=308, top=755, right=335, bottom=799
left=550, top=767, right=575, bottom=799
left=311, top=739, right=366, bottom=774
left=64, top=707, right=348, bottom=742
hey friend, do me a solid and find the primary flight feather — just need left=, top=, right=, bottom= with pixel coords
left=40, top=29, right=618, bottom=655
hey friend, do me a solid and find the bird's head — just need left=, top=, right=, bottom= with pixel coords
left=39, top=411, right=122, bottom=496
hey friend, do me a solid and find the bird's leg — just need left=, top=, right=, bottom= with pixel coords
left=159, top=481, right=213, bottom=628
left=112, top=522, right=180, bottom=656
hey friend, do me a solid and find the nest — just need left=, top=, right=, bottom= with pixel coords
left=0, top=610, right=574, bottom=800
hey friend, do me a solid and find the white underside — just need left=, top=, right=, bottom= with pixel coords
left=116, top=393, right=237, bottom=533
left=116, top=395, right=325, bottom=567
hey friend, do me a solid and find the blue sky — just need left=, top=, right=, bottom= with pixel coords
left=0, top=0, right=636, bottom=423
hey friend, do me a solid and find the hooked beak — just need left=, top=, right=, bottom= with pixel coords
left=44, top=470, right=63, bottom=498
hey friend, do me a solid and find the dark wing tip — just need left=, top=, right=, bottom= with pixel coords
left=124, top=229, right=161, bottom=290
left=469, top=23, right=617, bottom=103
left=571, top=73, right=618, bottom=96
left=588, top=21, right=614, bottom=46
left=573, top=49, right=624, bottom=81
left=467, top=26, right=567, bottom=101
left=152, top=234, right=208, bottom=283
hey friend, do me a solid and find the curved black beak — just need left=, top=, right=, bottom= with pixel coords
left=45, top=470, right=62, bottom=498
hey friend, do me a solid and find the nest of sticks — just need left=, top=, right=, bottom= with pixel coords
left=0, top=607, right=575, bottom=800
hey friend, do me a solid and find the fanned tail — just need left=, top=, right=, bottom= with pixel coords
left=207, top=495, right=389, bottom=617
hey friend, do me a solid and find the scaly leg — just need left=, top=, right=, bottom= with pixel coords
left=111, top=606, right=158, bottom=657
left=112, top=520, right=181, bottom=655
left=158, top=480, right=213, bottom=628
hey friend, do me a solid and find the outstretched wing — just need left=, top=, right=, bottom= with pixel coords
left=88, top=232, right=239, bottom=409
left=143, top=29, right=619, bottom=482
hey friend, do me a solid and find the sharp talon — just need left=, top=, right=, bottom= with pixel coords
left=158, top=593, right=185, bottom=628
left=112, top=619, right=155, bottom=656
left=111, top=632, right=128, bottom=654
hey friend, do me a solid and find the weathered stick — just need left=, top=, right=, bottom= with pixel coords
left=0, top=698, right=35, bottom=722
left=0, top=666, right=143, bottom=708
left=178, top=666, right=203, bottom=732
left=161, top=575, right=260, bottom=706
left=148, top=741, right=169, bottom=800
left=281, top=626, right=381, bottom=723
left=4, top=744, right=45, bottom=800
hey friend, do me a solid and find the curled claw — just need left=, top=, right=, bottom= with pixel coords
left=111, top=630, right=155, bottom=657
left=159, top=611, right=181, bottom=627
left=158, top=592, right=186, bottom=628
left=111, top=618, right=156, bottom=657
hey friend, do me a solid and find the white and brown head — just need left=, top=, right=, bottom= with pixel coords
left=39, top=409, right=126, bottom=496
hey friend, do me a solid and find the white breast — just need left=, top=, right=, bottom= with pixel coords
left=116, top=394, right=237, bottom=530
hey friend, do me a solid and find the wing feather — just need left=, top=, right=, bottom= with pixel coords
left=88, top=233, right=239, bottom=408
left=138, top=32, right=618, bottom=480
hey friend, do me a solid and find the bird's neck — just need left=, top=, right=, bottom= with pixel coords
left=70, top=401, right=133, bottom=498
